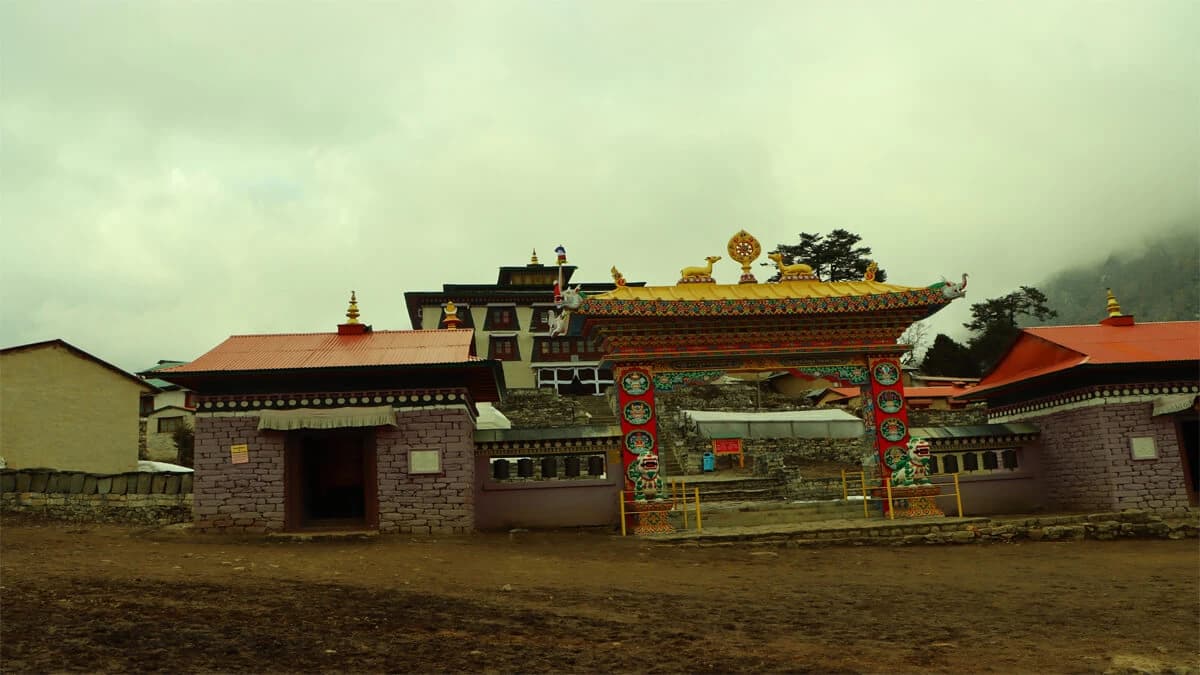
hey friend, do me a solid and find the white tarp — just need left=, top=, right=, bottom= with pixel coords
left=476, top=402, right=513, bottom=430
left=257, top=406, right=398, bottom=431
left=682, top=409, right=866, bottom=439
left=1152, top=393, right=1199, bottom=417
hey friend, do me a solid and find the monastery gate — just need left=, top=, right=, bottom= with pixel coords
left=567, top=230, right=967, bottom=533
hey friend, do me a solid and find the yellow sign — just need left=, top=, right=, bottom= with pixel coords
left=230, top=444, right=249, bottom=464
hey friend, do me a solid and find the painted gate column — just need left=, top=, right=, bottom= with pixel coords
left=867, top=356, right=941, bottom=517
left=615, top=365, right=673, bottom=534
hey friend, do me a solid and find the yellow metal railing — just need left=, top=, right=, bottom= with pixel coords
left=840, top=469, right=872, bottom=519
left=618, top=484, right=703, bottom=537
left=884, top=474, right=965, bottom=520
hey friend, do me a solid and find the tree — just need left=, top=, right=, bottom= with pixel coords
left=897, top=319, right=931, bottom=367
left=172, top=424, right=195, bottom=468
left=964, top=286, right=1058, bottom=333
left=764, top=229, right=888, bottom=282
left=920, top=334, right=980, bottom=377
left=964, top=286, right=1058, bottom=373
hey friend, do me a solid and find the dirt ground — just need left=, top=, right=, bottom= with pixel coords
left=2, top=519, right=1197, bottom=674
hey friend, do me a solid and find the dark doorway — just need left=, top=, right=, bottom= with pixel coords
left=1178, top=419, right=1199, bottom=506
left=286, top=431, right=377, bottom=530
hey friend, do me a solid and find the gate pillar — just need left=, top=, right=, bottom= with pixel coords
left=615, top=365, right=673, bottom=534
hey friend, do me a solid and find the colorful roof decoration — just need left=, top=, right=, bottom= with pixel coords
left=160, top=329, right=481, bottom=374
left=576, top=230, right=964, bottom=319
left=967, top=321, right=1200, bottom=399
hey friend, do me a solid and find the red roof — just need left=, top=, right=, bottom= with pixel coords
left=968, top=321, right=1200, bottom=399
left=162, top=329, right=480, bottom=373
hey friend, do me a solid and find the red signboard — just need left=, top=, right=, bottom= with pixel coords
left=712, top=438, right=742, bottom=455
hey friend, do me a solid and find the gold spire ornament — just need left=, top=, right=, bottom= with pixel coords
left=1105, top=288, right=1123, bottom=317
left=727, top=230, right=762, bottom=284
left=530, top=249, right=539, bottom=265
left=442, top=300, right=463, bottom=329
left=345, top=291, right=360, bottom=324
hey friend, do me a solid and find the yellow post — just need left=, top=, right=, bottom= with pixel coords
left=681, top=484, right=689, bottom=529
left=694, top=487, right=702, bottom=532
left=885, top=480, right=895, bottom=520
left=954, top=473, right=964, bottom=517
left=619, top=491, right=627, bottom=536
left=860, top=470, right=869, bottom=519
left=840, top=469, right=848, bottom=500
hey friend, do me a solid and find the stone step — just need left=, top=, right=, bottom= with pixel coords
left=688, top=499, right=874, bottom=528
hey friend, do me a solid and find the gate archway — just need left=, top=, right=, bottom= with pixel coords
left=568, top=230, right=967, bottom=533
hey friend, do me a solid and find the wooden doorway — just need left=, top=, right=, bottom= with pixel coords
left=285, top=430, right=378, bottom=531
left=1178, top=418, right=1199, bottom=506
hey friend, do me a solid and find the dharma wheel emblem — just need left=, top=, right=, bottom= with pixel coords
left=727, top=230, right=762, bottom=284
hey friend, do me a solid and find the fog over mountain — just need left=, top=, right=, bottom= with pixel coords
left=2, top=1, right=1197, bottom=371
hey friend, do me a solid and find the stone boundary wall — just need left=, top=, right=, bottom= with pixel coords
left=0, top=468, right=193, bottom=525
left=661, top=510, right=1198, bottom=548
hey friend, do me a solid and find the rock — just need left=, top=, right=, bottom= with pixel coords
left=949, top=530, right=976, bottom=543
left=501, top=584, right=513, bottom=592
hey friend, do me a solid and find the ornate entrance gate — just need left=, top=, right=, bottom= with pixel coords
left=567, top=231, right=967, bottom=533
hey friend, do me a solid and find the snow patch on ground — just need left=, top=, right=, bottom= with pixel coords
left=137, top=460, right=193, bottom=473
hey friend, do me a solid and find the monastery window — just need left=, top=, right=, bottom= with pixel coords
left=484, top=305, right=519, bottom=331
left=940, top=455, right=959, bottom=473
left=488, top=453, right=608, bottom=483
left=1001, top=449, right=1019, bottom=470
left=961, top=453, right=979, bottom=472
left=981, top=451, right=999, bottom=471
left=489, top=336, right=521, bottom=361
left=537, top=366, right=614, bottom=396
left=926, top=455, right=939, bottom=475
left=530, top=306, right=554, bottom=332
left=157, top=416, right=185, bottom=433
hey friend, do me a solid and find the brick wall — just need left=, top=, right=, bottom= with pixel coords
left=192, top=415, right=286, bottom=533
left=1034, top=401, right=1190, bottom=513
left=376, top=408, right=475, bottom=535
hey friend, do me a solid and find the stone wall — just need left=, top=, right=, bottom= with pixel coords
left=192, top=415, right=286, bottom=533
left=377, top=408, right=475, bottom=535
left=0, top=468, right=192, bottom=525
left=1032, top=401, right=1190, bottom=514
left=908, top=404, right=987, bottom=427
left=493, top=389, right=586, bottom=428
left=654, top=384, right=871, bottom=496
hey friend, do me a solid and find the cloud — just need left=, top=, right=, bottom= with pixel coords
left=1, top=0, right=1197, bottom=370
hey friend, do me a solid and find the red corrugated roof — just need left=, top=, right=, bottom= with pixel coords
left=968, top=321, right=1200, bottom=398
left=161, top=329, right=479, bottom=373
left=1023, top=322, right=1200, bottom=364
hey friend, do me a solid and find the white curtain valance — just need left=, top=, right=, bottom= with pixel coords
left=1152, top=394, right=1198, bottom=417
left=257, top=406, right=398, bottom=431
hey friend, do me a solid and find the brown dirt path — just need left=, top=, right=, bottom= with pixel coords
left=2, top=519, right=1197, bottom=673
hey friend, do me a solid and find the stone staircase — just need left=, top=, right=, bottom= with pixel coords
left=684, top=499, right=874, bottom=529
left=666, top=474, right=789, bottom=502
left=571, top=395, right=617, bottom=426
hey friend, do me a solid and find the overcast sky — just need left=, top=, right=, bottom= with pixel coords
left=2, top=1, right=1197, bottom=373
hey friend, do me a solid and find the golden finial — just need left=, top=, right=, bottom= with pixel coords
left=345, top=291, right=360, bottom=324
left=442, top=300, right=462, bottom=329
left=863, top=261, right=878, bottom=282
left=530, top=249, right=539, bottom=265
left=611, top=266, right=627, bottom=287
left=726, top=230, right=762, bottom=284
left=1105, top=288, right=1122, bottom=317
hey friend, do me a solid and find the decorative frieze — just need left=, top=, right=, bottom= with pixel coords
left=196, top=388, right=471, bottom=412
left=989, top=382, right=1199, bottom=422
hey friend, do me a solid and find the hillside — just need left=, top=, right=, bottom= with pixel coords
left=1035, top=225, right=1199, bottom=326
